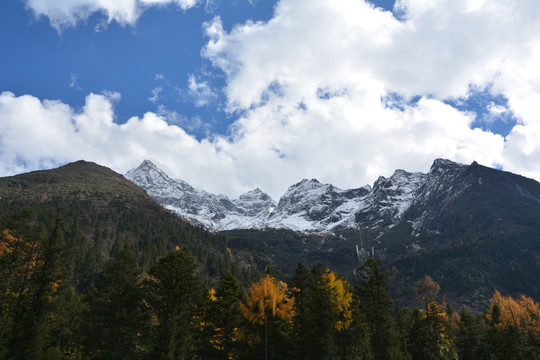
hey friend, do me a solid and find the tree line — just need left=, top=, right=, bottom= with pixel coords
left=1, top=210, right=539, bottom=359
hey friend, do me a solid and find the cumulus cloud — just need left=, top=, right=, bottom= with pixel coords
left=3, top=0, right=540, bottom=199
left=0, top=91, right=237, bottom=194
left=200, top=0, right=540, bottom=191
left=24, top=0, right=201, bottom=31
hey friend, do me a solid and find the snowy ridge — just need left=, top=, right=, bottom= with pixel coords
left=125, top=159, right=467, bottom=233
left=125, top=160, right=276, bottom=230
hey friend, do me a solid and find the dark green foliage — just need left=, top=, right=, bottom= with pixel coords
left=200, top=271, right=244, bottom=359
left=393, top=306, right=412, bottom=359
left=356, top=259, right=400, bottom=360
left=303, top=263, right=339, bottom=360
left=145, top=247, right=204, bottom=360
left=81, top=244, right=148, bottom=360
left=290, top=262, right=310, bottom=360
left=1, top=209, right=81, bottom=360
left=455, top=308, right=486, bottom=360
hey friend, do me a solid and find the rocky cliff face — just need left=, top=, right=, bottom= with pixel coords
left=125, top=160, right=276, bottom=230
left=125, top=158, right=491, bottom=236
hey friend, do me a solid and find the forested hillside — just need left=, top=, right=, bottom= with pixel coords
left=0, top=161, right=262, bottom=289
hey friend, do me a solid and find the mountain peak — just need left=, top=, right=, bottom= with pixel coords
left=296, top=178, right=321, bottom=186
left=140, top=159, right=157, bottom=167
left=430, top=158, right=464, bottom=172
left=135, top=159, right=161, bottom=172
left=127, top=160, right=171, bottom=180
left=125, top=158, right=531, bottom=236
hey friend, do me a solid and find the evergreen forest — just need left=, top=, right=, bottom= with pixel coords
left=1, top=209, right=539, bottom=360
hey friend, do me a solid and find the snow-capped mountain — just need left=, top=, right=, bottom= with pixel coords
left=125, top=158, right=472, bottom=234
left=125, top=160, right=276, bottom=230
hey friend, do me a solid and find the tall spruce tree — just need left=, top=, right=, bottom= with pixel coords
left=145, top=246, right=204, bottom=360
left=356, top=259, right=401, bottom=360
left=304, top=263, right=338, bottom=360
left=290, top=262, right=311, bottom=360
left=200, top=271, right=244, bottom=359
left=81, top=243, right=148, bottom=360
left=456, top=308, right=485, bottom=360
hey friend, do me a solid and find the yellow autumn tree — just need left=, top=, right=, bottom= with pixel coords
left=323, top=269, right=353, bottom=331
left=423, top=301, right=457, bottom=360
left=415, top=274, right=441, bottom=309
left=240, top=274, right=294, bottom=360
left=488, top=290, right=540, bottom=334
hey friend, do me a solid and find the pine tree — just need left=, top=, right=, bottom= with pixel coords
left=356, top=259, right=400, bottom=360
left=81, top=243, right=148, bottom=360
left=304, top=263, right=338, bottom=360
left=145, top=246, right=204, bottom=360
left=456, top=308, right=485, bottom=360
left=201, top=271, right=244, bottom=359
left=290, top=262, right=310, bottom=360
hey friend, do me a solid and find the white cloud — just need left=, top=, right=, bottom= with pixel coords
left=69, top=73, right=81, bottom=89
left=156, top=105, right=211, bottom=134
left=148, top=87, right=163, bottom=104
left=24, top=0, right=201, bottom=31
left=0, top=91, right=235, bottom=194
left=200, top=0, right=540, bottom=191
left=101, top=90, right=122, bottom=102
left=187, top=74, right=217, bottom=107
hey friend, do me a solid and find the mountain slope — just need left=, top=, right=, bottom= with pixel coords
left=125, top=160, right=276, bottom=230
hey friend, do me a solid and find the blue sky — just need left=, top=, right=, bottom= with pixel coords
left=0, top=0, right=278, bottom=137
left=1, top=0, right=539, bottom=199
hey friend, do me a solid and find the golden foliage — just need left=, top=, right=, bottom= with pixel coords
left=209, top=288, right=217, bottom=302
left=240, top=274, right=294, bottom=324
left=323, top=269, right=353, bottom=331
left=488, top=290, right=540, bottom=333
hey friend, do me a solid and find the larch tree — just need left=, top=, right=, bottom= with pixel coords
left=240, top=274, right=294, bottom=360
left=414, top=275, right=441, bottom=310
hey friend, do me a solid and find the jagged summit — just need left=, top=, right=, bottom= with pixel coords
left=125, top=158, right=500, bottom=234
left=125, top=160, right=276, bottom=230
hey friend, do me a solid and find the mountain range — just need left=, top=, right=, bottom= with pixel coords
left=126, top=158, right=540, bottom=239
left=126, top=158, right=540, bottom=310
left=125, top=159, right=453, bottom=233
left=1, top=158, right=539, bottom=311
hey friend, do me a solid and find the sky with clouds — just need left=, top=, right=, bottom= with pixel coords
left=1, top=0, right=539, bottom=200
